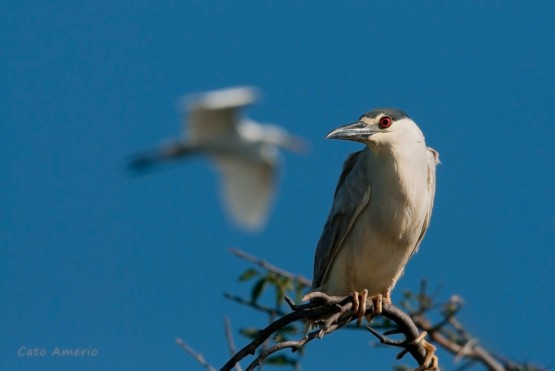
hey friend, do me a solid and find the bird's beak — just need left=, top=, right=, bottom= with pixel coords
left=282, top=136, right=310, bottom=154
left=326, top=121, right=376, bottom=142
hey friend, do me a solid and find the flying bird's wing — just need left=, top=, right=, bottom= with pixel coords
left=214, top=156, right=274, bottom=230
left=184, top=87, right=259, bottom=142
left=312, top=150, right=371, bottom=289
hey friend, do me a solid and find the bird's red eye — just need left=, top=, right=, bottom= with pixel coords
left=379, top=116, right=392, bottom=129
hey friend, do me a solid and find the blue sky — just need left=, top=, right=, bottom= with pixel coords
left=2, top=1, right=554, bottom=370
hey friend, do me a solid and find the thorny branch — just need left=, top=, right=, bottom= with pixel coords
left=178, top=248, right=546, bottom=371
left=221, top=293, right=432, bottom=371
left=224, top=248, right=547, bottom=371
left=223, top=316, right=243, bottom=371
left=229, top=247, right=311, bottom=287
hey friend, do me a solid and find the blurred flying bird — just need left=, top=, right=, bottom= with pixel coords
left=305, top=108, right=439, bottom=368
left=129, top=86, right=306, bottom=230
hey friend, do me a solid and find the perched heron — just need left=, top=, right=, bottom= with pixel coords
left=129, top=86, right=305, bottom=230
left=306, top=108, right=439, bottom=368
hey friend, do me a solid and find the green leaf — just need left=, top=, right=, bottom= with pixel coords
left=279, top=325, right=299, bottom=334
left=239, top=327, right=260, bottom=339
left=273, top=325, right=300, bottom=343
left=275, top=283, right=285, bottom=306
left=294, top=281, right=305, bottom=302
left=251, top=277, right=267, bottom=303
left=238, top=268, right=259, bottom=282
left=280, top=276, right=293, bottom=290
left=273, top=332, right=287, bottom=343
left=265, top=272, right=279, bottom=287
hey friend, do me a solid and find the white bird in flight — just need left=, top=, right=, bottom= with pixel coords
left=129, top=86, right=306, bottom=230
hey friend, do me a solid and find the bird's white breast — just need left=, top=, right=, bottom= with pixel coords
left=323, top=144, right=432, bottom=296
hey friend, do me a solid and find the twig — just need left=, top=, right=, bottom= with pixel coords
left=221, top=296, right=346, bottom=371
left=245, top=330, right=327, bottom=371
left=221, top=293, right=432, bottom=371
left=229, top=247, right=311, bottom=288
left=229, top=251, right=547, bottom=370
left=176, top=337, right=217, bottom=371
left=410, top=293, right=505, bottom=371
left=224, top=316, right=242, bottom=371
left=224, top=292, right=285, bottom=317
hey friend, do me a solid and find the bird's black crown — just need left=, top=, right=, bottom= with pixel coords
left=362, top=108, right=409, bottom=121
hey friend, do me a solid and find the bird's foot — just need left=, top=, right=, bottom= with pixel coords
left=352, top=290, right=390, bottom=326
left=413, top=332, right=439, bottom=371
left=352, top=290, right=393, bottom=326
left=351, top=289, right=368, bottom=326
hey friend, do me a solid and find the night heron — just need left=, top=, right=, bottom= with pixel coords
left=306, top=108, right=439, bottom=369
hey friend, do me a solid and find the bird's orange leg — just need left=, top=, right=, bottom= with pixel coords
left=363, top=289, right=392, bottom=323
left=353, top=289, right=395, bottom=325
left=351, top=289, right=368, bottom=326
left=414, top=332, right=439, bottom=371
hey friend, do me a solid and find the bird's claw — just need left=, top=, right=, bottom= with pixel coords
left=352, top=289, right=389, bottom=326
left=413, top=332, right=439, bottom=371
left=352, top=290, right=393, bottom=326
left=352, top=289, right=368, bottom=326
left=372, top=293, right=383, bottom=315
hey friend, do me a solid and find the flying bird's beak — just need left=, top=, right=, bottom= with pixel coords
left=282, top=136, right=309, bottom=154
left=326, top=121, right=376, bottom=142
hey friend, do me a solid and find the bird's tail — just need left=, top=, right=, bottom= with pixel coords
left=128, top=151, right=164, bottom=173
left=127, top=141, right=195, bottom=175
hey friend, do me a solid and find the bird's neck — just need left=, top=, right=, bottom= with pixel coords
left=368, top=142, right=429, bottom=203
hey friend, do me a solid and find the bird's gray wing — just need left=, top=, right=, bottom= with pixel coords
left=312, top=150, right=371, bottom=289
left=184, top=87, right=259, bottom=142
left=214, top=156, right=274, bottom=230
left=409, top=147, right=440, bottom=257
